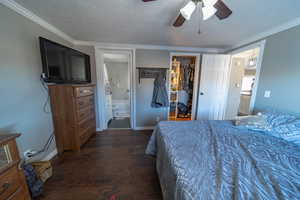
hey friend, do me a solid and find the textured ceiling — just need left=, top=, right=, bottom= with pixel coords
left=13, top=0, right=300, bottom=48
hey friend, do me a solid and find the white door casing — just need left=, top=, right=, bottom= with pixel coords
left=228, top=40, right=266, bottom=114
left=95, top=48, right=136, bottom=130
left=168, top=52, right=201, bottom=120
left=197, top=54, right=232, bottom=120
left=225, top=58, right=246, bottom=119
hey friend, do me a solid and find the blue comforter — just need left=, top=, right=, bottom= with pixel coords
left=146, top=120, right=300, bottom=200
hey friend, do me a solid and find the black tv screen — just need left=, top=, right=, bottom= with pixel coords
left=39, top=37, right=91, bottom=83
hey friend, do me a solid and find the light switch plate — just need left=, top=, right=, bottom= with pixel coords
left=264, top=90, right=271, bottom=98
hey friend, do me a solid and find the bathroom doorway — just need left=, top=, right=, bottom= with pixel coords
left=225, top=45, right=263, bottom=119
left=103, top=53, right=131, bottom=128
left=96, top=49, right=134, bottom=130
left=168, top=53, right=201, bottom=121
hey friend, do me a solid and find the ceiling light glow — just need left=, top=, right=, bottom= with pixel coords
left=202, top=6, right=217, bottom=20
left=180, top=1, right=196, bottom=20
left=203, top=0, right=218, bottom=7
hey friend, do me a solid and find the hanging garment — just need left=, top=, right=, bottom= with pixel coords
left=178, top=66, right=184, bottom=90
left=151, top=72, right=169, bottom=108
left=180, top=64, right=195, bottom=93
left=182, top=65, right=190, bottom=92
left=177, top=90, right=189, bottom=106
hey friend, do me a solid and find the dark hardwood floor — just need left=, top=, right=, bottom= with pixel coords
left=39, top=130, right=162, bottom=200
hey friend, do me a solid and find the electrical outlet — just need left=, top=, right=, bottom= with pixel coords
left=24, top=149, right=38, bottom=160
left=264, top=90, right=271, bottom=98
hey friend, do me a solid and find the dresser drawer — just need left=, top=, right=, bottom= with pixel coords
left=76, top=95, right=94, bottom=110
left=0, top=166, right=22, bottom=200
left=74, top=86, right=94, bottom=97
left=77, top=106, right=95, bottom=122
left=78, top=116, right=95, bottom=134
left=80, top=125, right=96, bottom=145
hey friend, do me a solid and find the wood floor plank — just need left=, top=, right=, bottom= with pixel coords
left=38, top=130, right=162, bottom=200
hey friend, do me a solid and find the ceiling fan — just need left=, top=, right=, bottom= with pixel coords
left=142, top=0, right=232, bottom=27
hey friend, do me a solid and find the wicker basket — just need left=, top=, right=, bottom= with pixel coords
left=31, top=161, right=53, bottom=182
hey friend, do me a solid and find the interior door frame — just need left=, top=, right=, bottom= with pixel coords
left=228, top=40, right=266, bottom=114
left=95, top=47, right=136, bottom=131
left=167, top=52, right=201, bottom=120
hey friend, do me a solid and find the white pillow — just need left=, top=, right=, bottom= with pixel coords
left=235, top=115, right=271, bottom=132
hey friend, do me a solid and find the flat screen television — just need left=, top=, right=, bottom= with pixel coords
left=39, top=37, right=91, bottom=83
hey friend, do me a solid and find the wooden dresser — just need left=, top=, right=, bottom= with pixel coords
left=0, top=134, right=31, bottom=200
left=48, top=84, right=96, bottom=154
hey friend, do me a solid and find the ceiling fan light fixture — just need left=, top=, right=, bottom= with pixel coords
left=180, top=1, right=196, bottom=20
left=203, top=0, right=218, bottom=7
left=202, top=5, right=217, bottom=20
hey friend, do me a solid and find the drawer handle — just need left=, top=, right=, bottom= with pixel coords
left=79, top=102, right=84, bottom=106
left=0, top=183, right=11, bottom=195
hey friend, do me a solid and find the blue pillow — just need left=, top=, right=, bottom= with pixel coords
left=260, top=111, right=297, bottom=127
left=272, top=119, right=300, bottom=146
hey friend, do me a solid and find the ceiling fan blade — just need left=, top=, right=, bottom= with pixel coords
left=142, top=0, right=156, bottom=2
left=173, top=14, right=186, bottom=27
left=214, top=0, right=232, bottom=20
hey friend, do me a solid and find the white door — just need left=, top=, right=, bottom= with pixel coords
left=197, top=54, right=231, bottom=120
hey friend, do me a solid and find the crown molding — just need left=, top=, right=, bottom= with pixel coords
left=0, top=0, right=76, bottom=44
left=3, top=0, right=300, bottom=53
left=227, top=17, right=300, bottom=51
left=75, top=40, right=223, bottom=53
left=0, top=0, right=222, bottom=53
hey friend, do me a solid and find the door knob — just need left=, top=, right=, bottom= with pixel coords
left=200, top=92, right=204, bottom=95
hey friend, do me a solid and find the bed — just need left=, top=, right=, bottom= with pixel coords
left=146, top=120, right=300, bottom=200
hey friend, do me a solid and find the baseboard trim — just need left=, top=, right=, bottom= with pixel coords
left=134, top=126, right=155, bottom=130
left=42, top=149, right=58, bottom=161
left=96, top=128, right=102, bottom=132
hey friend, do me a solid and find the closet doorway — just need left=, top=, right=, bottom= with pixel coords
left=168, top=53, right=200, bottom=121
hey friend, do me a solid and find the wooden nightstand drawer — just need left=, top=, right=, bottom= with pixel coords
left=74, top=86, right=94, bottom=97
left=0, top=166, right=22, bottom=200
left=76, top=95, right=94, bottom=110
